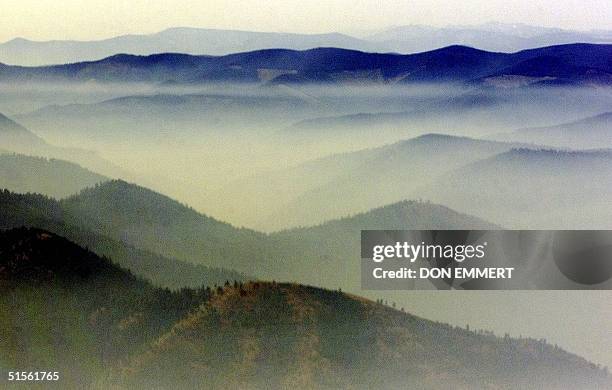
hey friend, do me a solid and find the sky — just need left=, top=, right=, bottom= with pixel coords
left=1, top=0, right=611, bottom=42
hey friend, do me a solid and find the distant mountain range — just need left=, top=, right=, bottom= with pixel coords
left=221, top=133, right=612, bottom=231
left=493, top=112, right=612, bottom=149
left=14, top=92, right=326, bottom=142
left=226, top=134, right=525, bottom=229
left=1, top=24, right=610, bottom=66
left=422, top=148, right=612, bottom=229
left=0, top=43, right=610, bottom=86
left=0, top=111, right=132, bottom=179
left=365, top=23, right=612, bottom=55
left=3, top=227, right=607, bottom=389
left=0, top=28, right=377, bottom=66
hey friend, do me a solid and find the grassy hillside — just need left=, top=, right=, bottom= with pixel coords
left=1, top=228, right=608, bottom=389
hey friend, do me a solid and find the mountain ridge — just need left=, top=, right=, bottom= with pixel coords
left=0, top=177, right=497, bottom=289
left=2, top=23, right=610, bottom=66
left=420, top=148, right=612, bottom=229
left=0, top=153, right=108, bottom=198
left=2, top=227, right=608, bottom=389
left=1, top=43, right=609, bottom=86
left=230, top=134, right=531, bottom=230
left=0, top=189, right=247, bottom=289
left=0, top=111, right=135, bottom=180
left=493, top=111, right=612, bottom=149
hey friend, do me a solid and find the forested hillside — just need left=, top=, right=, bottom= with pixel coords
left=1, top=228, right=608, bottom=389
left=0, top=190, right=246, bottom=289
left=0, top=182, right=497, bottom=289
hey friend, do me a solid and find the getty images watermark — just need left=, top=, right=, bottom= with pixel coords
left=361, top=230, right=612, bottom=290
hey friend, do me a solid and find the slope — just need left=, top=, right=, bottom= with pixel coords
left=0, top=111, right=46, bottom=148
left=421, top=148, right=612, bottom=229
left=0, top=227, right=214, bottom=387
left=1, top=44, right=609, bottom=86
left=246, top=134, right=528, bottom=230
left=118, top=281, right=609, bottom=390
left=493, top=112, right=612, bottom=149
left=59, top=180, right=272, bottom=276
left=0, top=153, right=108, bottom=198
left=0, top=190, right=246, bottom=289
left=266, top=200, right=497, bottom=288
left=0, top=111, right=132, bottom=180
left=2, top=228, right=607, bottom=389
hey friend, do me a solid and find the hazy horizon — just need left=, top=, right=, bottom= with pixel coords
left=1, top=0, right=611, bottom=43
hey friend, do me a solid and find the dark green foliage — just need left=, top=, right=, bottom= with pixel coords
left=0, top=189, right=247, bottom=289
left=0, top=229, right=608, bottom=389
left=117, top=282, right=611, bottom=390
left=0, top=228, right=212, bottom=386
left=60, top=180, right=275, bottom=275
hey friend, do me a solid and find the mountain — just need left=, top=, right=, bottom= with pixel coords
left=0, top=28, right=377, bottom=66
left=1, top=24, right=610, bottom=66
left=479, top=44, right=612, bottom=86
left=59, top=180, right=273, bottom=276
left=493, top=112, right=612, bottom=149
left=0, top=111, right=132, bottom=180
left=0, top=179, right=497, bottom=289
left=281, top=85, right=612, bottom=154
left=2, top=228, right=607, bottom=389
left=0, top=153, right=107, bottom=198
left=0, top=190, right=246, bottom=289
left=15, top=92, right=324, bottom=143
left=421, top=148, right=612, bottom=229
left=230, top=134, right=530, bottom=230
left=0, top=46, right=505, bottom=84
left=367, top=23, right=612, bottom=54
left=0, top=111, right=46, bottom=148
left=0, top=227, right=215, bottom=386
left=120, top=280, right=609, bottom=390
left=266, top=200, right=497, bottom=288
left=1, top=44, right=610, bottom=86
